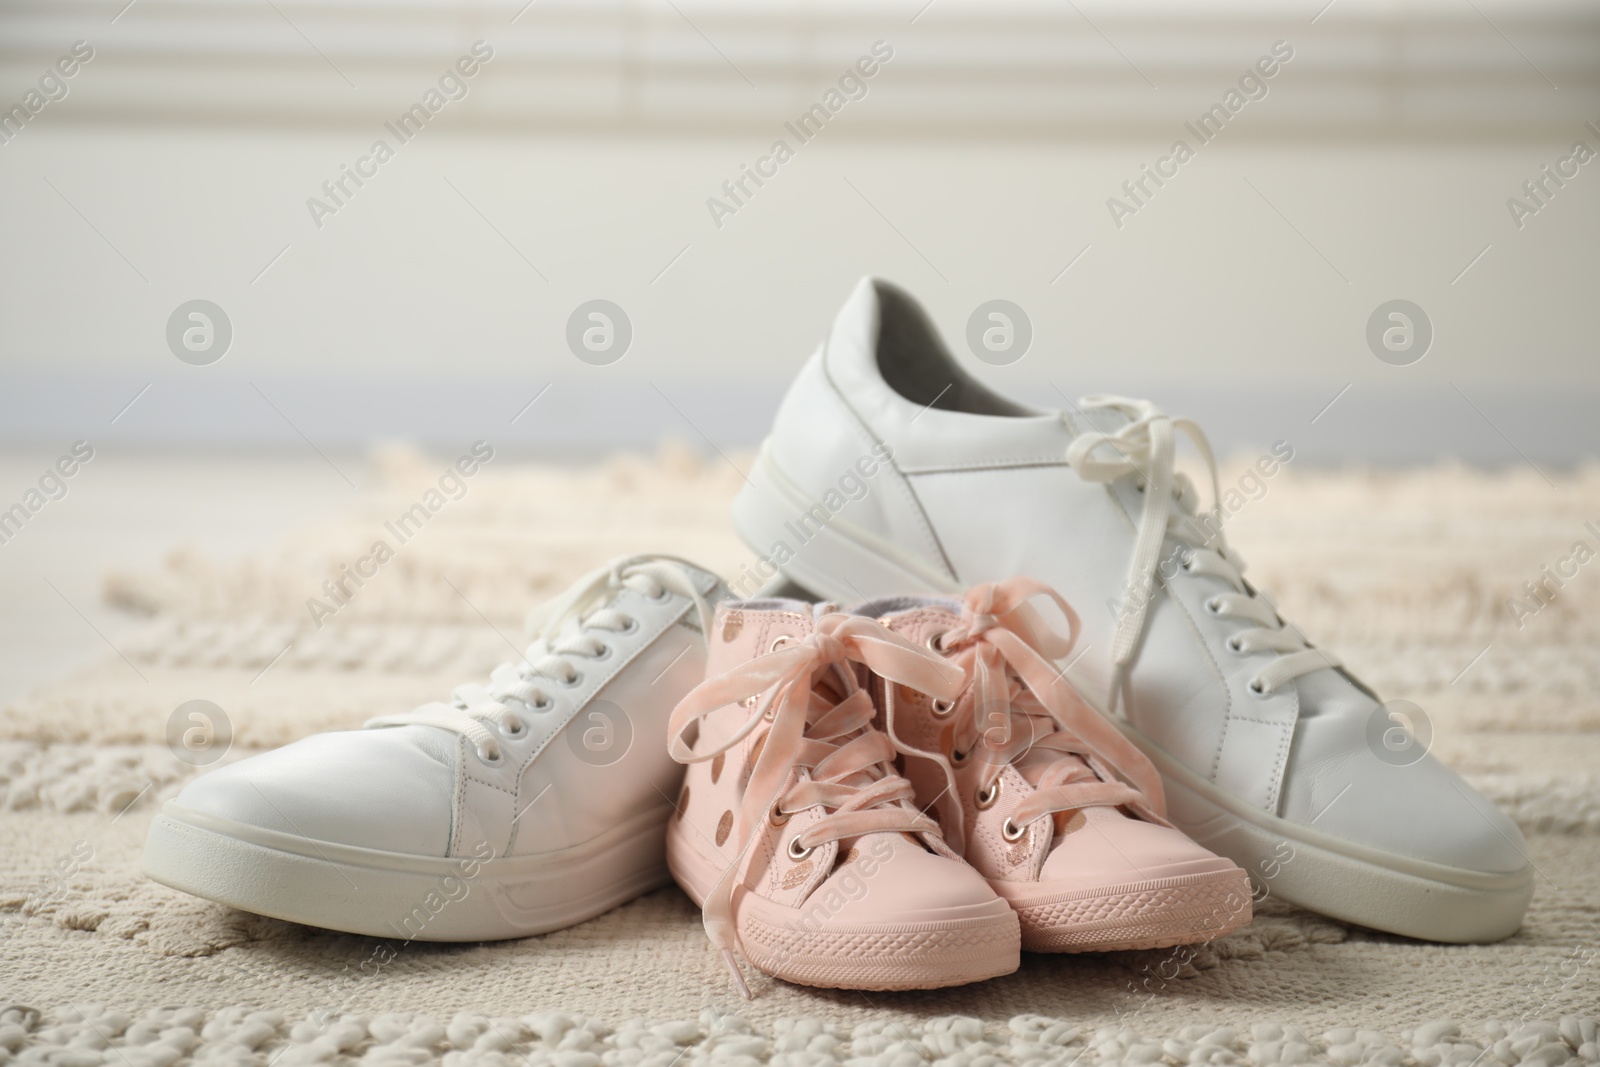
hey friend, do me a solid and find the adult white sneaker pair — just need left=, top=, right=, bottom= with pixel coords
left=143, top=555, right=725, bottom=941
left=731, top=276, right=1533, bottom=943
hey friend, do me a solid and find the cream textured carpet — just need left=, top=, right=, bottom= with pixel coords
left=3, top=446, right=1598, bottom=1066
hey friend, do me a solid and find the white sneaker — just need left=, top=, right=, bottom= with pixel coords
left=732, top=277, right=1533, bottom=943
left=143, top=555, right=725, bottom=941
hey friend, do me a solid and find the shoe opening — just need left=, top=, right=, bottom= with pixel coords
left=872, top=279, right=1036, bottom=418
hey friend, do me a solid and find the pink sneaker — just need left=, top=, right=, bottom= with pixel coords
left=665, top=599, right=1021, bottom=995
left=865, top=580, right=1253, bottom=953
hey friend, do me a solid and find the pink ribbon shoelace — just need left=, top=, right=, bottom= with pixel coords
left=668, top=613, right=965, bottom=997
left=898, top=578, right=1171, bottom=853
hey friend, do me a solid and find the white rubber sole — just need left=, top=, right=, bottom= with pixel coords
left=143, top=800, right=674, bottom=941
left=733, top=441, right=1535, bottom=944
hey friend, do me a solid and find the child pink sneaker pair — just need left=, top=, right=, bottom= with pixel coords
left=665, top=578, right=1251, bottom=995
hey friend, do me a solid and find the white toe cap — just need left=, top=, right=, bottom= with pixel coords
left=173, top=726, right=457, bottom=857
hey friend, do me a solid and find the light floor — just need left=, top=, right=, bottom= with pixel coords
left=0, top=450, right=367, bottom=706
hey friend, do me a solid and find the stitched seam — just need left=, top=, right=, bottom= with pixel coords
left=1102, top=478, right=1297, bottom=802
left=816, top=336, right=958, bottom=582
left=1266, top=689, right=1297, bottom=815
left=760, top=610, right=813, bottom=634
left=899, top=457, right=1073, bottom=474
left=460, top=735, right=514, bottom=859
left=517, top=593, right=689, bottom=779
left=891, top=606, right=959, bottom=630
left=508, top=592, right=694, bottom=854
left=1100, top=481, right=1236, bottom=783
left=450, top=735, right=467, bottom=858
left=1225, top=714, right=1293, bottom=727
left=823, top=356, right=946, bottom=569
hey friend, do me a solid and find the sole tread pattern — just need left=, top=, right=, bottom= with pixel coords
left=1014, top=871, right=1252, bottom=953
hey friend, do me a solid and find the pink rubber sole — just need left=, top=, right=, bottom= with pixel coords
left=996, top=867, right=1253, bottom=953
left=666, top=825, right=1021, bottom=991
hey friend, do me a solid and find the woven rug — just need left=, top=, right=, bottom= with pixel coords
left=3, top=445, right=1598, bottom=1066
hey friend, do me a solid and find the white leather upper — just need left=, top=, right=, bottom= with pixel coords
left=174, top=559, right=725, bottom=861
left=756, top=276, right=1529, bottom=878
left=177, top=724, right=458, bottom=856
left=766, top=347, right=955, bottom=579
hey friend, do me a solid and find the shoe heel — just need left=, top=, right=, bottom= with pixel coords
left=732, top=442, right=957, bottom=602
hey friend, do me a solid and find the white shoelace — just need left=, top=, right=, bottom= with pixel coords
left=1064, top=395, right=1339, bottom=701
left=369, top=555, right=714, bottom=763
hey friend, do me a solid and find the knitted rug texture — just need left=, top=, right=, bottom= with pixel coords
left=2, top=444, right=1598, bottom=1066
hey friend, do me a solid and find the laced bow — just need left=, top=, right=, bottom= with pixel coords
left=667, top=613, right=965, bottom=998
left=910, top=578, right=1169, bottom=851
left=369, top=555, right=714, bottom=760
left=1064, top=395, right=1339, bottom=701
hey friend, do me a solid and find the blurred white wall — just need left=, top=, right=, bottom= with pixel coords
left=1, top=0, right=1597, bottom=463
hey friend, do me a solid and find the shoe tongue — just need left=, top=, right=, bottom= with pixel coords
left=1005, top=716, right=1128, bottom=846
left=807, top=673, right=886, bottom=793
left=1003, top=699, right=1099, bottom=791
left=734, top=596, right=827, bottom=616
left=802, top=674, right=919, bottom=862
left=849, top=595, right=962, bottom=620
left=1007, top=724, right=1097, bottom=792
left=1014, top=744, right=1086, bottom=788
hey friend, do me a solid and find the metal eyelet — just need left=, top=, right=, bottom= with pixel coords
left=769, top=801, right=791, bottom=827
left=1226, top=636, right=1245, bottom=654
left=1205, top=597, right=1224, bottom=615
left=925, top=630, right=950, bottom=655
left=931, top=697, right=956, bottom=718
left=558, top=670, right=584, bottom=689
left=787, top=836, right=814, bottom=861
left=1248, top=678, right=1269, bottom=697
left=769, top=634, right=792, bottom=653
left=501, top=716, right=527, bottom=738
left=1001, top=817, right=1027, bottom=842
left=975, top=779, right=1001, bottom=810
